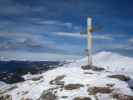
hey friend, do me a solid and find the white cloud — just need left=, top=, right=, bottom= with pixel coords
left=93, top=34, right=112, bottom=40
left=0, top=51, right=81, bottom=61
left=54, top=32, right=84, bottom=37
left=36, top=20, right=73, bottom=28
left=128, top=38, right=133, bottom=44
left=96, top=43, right=133, bottom=50
left=0, top=32, right=57, bottom=50
left=54, top=32, right=113, bottom=40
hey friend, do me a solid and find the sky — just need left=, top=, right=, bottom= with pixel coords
left=0, top=0, right=133, bottom=61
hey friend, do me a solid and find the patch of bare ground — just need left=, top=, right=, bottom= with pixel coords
left=73, top=96, right=91, bottom=100
left=81, top=65, right=104, bottom=71
left=84, top=72, right=93, bottom=74
left=88, top=86, right=113, bottom=95
left=21, top=97, right=32, bottom=100
left=49, top=75, right=65, bottom=86
left=0, top=94, right=12, bottom=100
left=61, top=96, right=68, bottom=98
left=64, top=84, right=84, bottom=90
left=106, top=83, right=115, bottom=87
left=39, top=89, right=57, bottom=100
left=108, top=74, right=131, bottom=81
left=31, top=76, right=43, bottom=81
left=112, top=93, right=133, bottom=100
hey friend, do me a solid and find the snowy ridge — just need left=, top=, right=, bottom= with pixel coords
left=93, top=51, right=133, bottom=77
left=1, top=51, right=133, bottom=100
left=77, top=51, right=133, bottom=77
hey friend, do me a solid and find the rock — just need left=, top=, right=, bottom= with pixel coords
left=21, top=97, right=32, bottom=100
left=0, top=94, right=12, bottom=100
left=73, top=97, right=91, bottom=100
left=88, top=86, right=113, bottom=95
left=81, top=65, right=104, bottom=71
left=127, top=79, right=133, bottom=90
left=31, top=76, right=43, bottom=81
left=112, top=93, right=133, bottom=100
left=106, top=83, right=115, bottom=87
left=21, top=91, right=29, bottom=95
left=61, top=96, right=68, bottom=98
left=39, top=90, right=57, bottom=100
left=84, top=72, right=93, bottom=74
left=49, top=75, right=65, bottom=86
left=108, top=75, right=131, bottom=81
left=64, top=84, right=84, bottom=90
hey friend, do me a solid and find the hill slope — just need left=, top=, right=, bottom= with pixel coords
left=0, top=51, right=133, bottom=100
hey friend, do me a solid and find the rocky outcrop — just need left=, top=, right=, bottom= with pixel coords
left=108, top=74, right=131, bottom=81
left=64, top=84, right=84, bottom=90
left=88, top=86, right=113, bottom=95
left=0, top=94, right=12, bottom=100
left=73, top=97, right=91, bottom=100
left=39, top=90, right=57, bottom=100
left=81, top=65, right=105, bottom=71
left=49, top=75, right=65, bottom=86
left=112, top=93, right=133, bottom=100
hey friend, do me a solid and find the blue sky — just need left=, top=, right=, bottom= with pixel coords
left=0, top=0, right=133, bottom=60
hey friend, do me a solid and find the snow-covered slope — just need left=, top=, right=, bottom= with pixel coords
left=0, top=51, right=133, bottom=100
left=81, top=51, right=133, bottom=78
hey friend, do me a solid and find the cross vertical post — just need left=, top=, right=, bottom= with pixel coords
left=87, top=17, right=93, bottom=65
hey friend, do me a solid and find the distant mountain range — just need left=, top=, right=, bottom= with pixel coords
left=0, top=60, right=64, bottom=83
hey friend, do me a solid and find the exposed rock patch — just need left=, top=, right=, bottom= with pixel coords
left=39, top=90, right=57, bottom=100
left=108, top=75, right=131, bottom=81
left=81, top=65, right=105, bottom=71
left=21, top=97, right=32, bottom=100
left=112, top=93, right=133, bottom=100
left=0, top=94, right=12, bottom=100
left=61, top=96, right=68, bottom=98
left=88, top=86, right=113, bottom=95
left=49, top=75, right=65, bottom=86
left=84, top=72, right=93, bottom=74
left=106, top=83, right=115, bottom=87
left=31, top=76, right=43, bottom=81
left=64, top=84, right=84, bottom=90
left=73, top=96, right=91, bottom=100
left=127, top=79, right=133, bottom=90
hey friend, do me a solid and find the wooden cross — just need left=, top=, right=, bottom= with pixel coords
left=80, top=17, right=93, bottom=65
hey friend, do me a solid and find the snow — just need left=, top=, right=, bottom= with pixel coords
left=0, top=81, right=8, bottom=90
left=1, top=51, right=133, bottom=100
left=93, top=51, right=133, bottom=77
left=78, top=51, right=133, bottom=77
